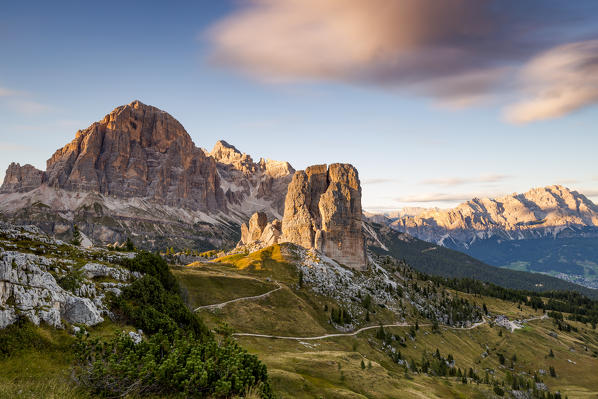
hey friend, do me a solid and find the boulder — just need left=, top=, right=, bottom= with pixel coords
left=62, top=296, right=104, bottom=325
left=239, top=212, right=282, bottom=247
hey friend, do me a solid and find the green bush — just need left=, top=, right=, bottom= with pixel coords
left=120, top=251, right=178, bottom=292
left=77, top=251, right=272, bottom=398
left=75, top=331, right=271, bottom=398
left=57, top=271, right=84, bottom=292
left=112, top=275, right=208, bottom=337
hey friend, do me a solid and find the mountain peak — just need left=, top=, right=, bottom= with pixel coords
left=19, top=101, right=225, bottom=211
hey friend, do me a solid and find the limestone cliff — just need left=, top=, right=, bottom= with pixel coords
left=281, top=163, right=366, bottom=270
left=43, top=100, right=225, bottom=211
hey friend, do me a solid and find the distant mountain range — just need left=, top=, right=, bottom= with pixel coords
left=368, top=186, right=598, bottom=288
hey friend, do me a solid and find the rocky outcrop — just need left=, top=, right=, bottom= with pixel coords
left=239, top=212, right=282, bottom=247
left=0, top=222, right=141, bottom=329
left=210, top=140, right=258, bottom=175
left=0, top=250, right=104, bottom=328
left=0, top=163, right=44, bottom=193
left=210, top=140, right=294, bottom=218
left=281, top=164, right=366, bottom=270
left=240, top=212, right=268, bottom=244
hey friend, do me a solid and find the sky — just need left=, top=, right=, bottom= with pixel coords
left=1, top=0, right=597, bottom=211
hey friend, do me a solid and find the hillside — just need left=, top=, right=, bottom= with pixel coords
left=0, top=222, right=272, bottom=398
left=364, top=221, right=598, bottom=300
left=173, top=243, right=598, bottom=398
left=2, top=221, right=598, bottom=398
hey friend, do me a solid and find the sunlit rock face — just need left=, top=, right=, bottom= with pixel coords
left=43, top=100, right=226, bottom=211
left=281, top=163, right=366, bottom=270
left=0, top=163, right=44, bottom=193
left=239, top=211, right=282, bottom=247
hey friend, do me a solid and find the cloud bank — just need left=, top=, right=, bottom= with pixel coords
left=209, top=0, right=598, bottom=122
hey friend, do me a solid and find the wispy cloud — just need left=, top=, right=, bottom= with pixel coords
left=0, top=86, right=53, bottom=115
left=421, top=174, right=509, bottom=186
left=362, top=178, right=398, bottom=185
left=580, top=189, right=598, bottom=197
left=396, top=193, right=477, bottom=203
left=0, top=142, right=36, bottom=152
left=208, top=0, right=598, bottom=121
left=505, top=39, right=598, bottom=123
left=9, top=99, right=53, bottom=114
left=0, top=87, right=22, bottom=97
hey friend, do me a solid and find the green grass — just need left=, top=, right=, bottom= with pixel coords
left=173, top=267, right=276, bottom=308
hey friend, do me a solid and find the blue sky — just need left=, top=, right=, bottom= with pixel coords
left=1, top=1, right=597, bottom=210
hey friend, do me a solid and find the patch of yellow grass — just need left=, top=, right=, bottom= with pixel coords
left=214, top=244, right=289, bottom=270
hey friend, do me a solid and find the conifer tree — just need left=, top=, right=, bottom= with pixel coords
left=71, top=224, right=81, bottom=246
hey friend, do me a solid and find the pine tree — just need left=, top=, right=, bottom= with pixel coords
left=548, top=348, right=554, bottom=358
left=125, top=237, right=134, bottom=251
left=71, top=224, right=81, bottom=246
left=360, top=359, right=365, bottom=370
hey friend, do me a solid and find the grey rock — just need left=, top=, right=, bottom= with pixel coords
left=62, top=296, right=103, bottom=325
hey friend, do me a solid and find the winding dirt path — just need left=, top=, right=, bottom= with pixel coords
left=233, top=318, right=488, bottom=341
left=194, top=282, right=282, bottom=311
left=232, top=315, right=547, bottom=341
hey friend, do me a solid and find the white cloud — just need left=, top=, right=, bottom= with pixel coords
left=396, top=192, right=477, bottom=203
left=505, top=39, right=598, bottom=123
left=362, top=178, right=398, bottom=185
left=421, top=174, right=509, bottom=186
left=0, top=86, right=53, bottom=115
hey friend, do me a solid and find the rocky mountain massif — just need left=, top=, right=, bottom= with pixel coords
left=0, top=101, right=294, bottom=251
left=372, top=186, right=598, bottom=288
left=237, top=163, right=367, bottom=270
